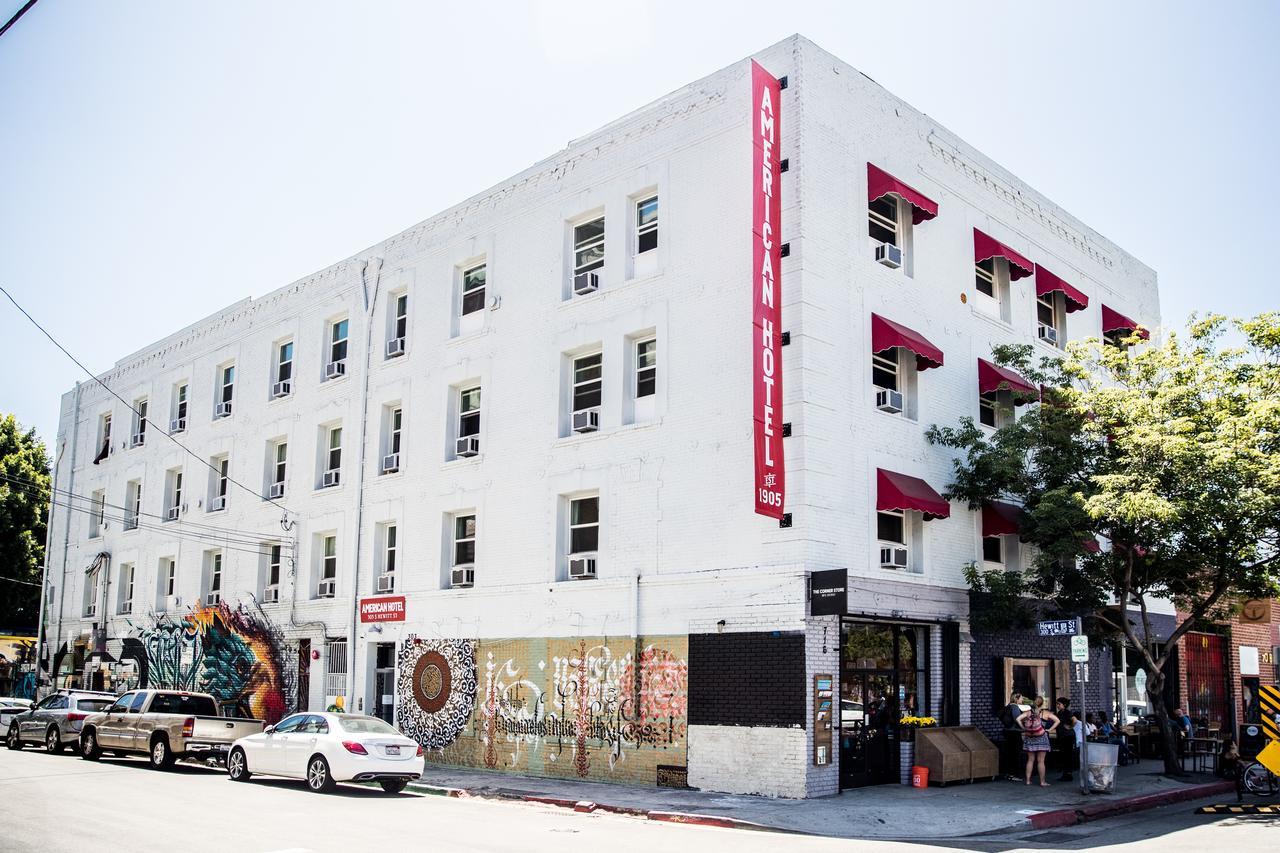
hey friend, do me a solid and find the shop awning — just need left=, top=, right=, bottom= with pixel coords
left=974, top=229, right=1034, bottom=281
left=1101, top=304, right=1150, bottom=340
left=871, top=313, right=944, bottom=371
left=1035, top=265, right=1089, bottom=313
left=982, top=501, right=1023, bottom=537
left=867, top=163, right=939, bottom=224
left=877, top=468, right=951, bottom=520
left=978, top=358, right=1037, bottom=399
left=1081, top=538, right=1102, bottom=553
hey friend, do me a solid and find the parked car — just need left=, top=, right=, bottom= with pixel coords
left=5, top=691, right=115, bottom=753
left=78, top=689, right=263, bottom=768
left=0, top=697, right=34, bottom=731
left=226, top=712, right=424, bottom=793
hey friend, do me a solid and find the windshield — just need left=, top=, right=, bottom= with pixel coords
left=337, top=716, right=401, bottom=736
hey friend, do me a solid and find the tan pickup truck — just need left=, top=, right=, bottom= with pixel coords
left=79, top=689, right=263, bottom=769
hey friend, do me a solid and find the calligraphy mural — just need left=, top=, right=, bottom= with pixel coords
left=397, top=635, right=688, bottom=786
left=125, top=601, right=295, bottom=723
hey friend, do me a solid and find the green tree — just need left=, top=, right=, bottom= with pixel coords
left=0, top=415, right=50, bottom=633
left=927, top=314, right=1280, bottom=775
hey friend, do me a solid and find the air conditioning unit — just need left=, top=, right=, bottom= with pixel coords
left=1038, top=325, right=1060, bottom=346
left=164, top=595, right=181, bottom=612
left=450, top=565, right=475, bottom=588
left=875, top=388, right=904, bottom=414
left=169, top=417, right=186, bottom=433
left=322, top=470, right=341, bottom=488
left=84, top=603, right=96, bottom=618
left=568, top=555, right=597, bottom=580
left=875, top=242, right=903, bottom=269
left=376, top=573, right=395, bottom=593
left=166, top=506, right=180, bottom=521
left=381, top=453, right=400, bottom=474
left=325, top=360, right=346, bottom=380
left=456, top=435, right=480, bottom=457
left=573, top=271, right=599, bottom=295
left=272, top=380, right=292, bottom=398
left=316, top=580, right=336, bottom=599
left=210, top=495, right=226, bottom=512
left=267, top=481, right=285, bottom=499
left=130, top=432, right=145, bottom=447
left=262, top=586, right=280, bottom=604
left=879, top=545, right=909, bottom=569
left=215, top=401, right=233, bottom=418
left=572, top=408, right=600, bottom=433
left=205, top=592, right=221, bottom=606
left=386, top=337, right=406, bottom=358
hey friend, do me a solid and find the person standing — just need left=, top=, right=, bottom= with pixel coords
left=1017, top=697, right=1060, bottom=787
left=1055, top=697, right=1076, bottom=780
left=999, top=692, right=1029, bottom=779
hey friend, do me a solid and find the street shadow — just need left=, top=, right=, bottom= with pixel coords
left=237, top=776, right=420, bottom=799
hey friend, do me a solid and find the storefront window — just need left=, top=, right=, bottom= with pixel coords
left=1009, top=659, right=1051, bottom=703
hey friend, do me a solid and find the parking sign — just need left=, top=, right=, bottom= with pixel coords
left=1071, top=635, right=1089, bottom=662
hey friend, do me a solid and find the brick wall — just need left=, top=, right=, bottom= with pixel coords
left=688, top=631, right=806, bottom=726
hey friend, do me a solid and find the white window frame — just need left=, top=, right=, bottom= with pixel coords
left=268, top=544, right=282, bottom=588
left=393, top=293, right=408, bottom=342
left=635, top=196, right=658, bottom=255
left=572, top=352, right=603, bottom=414
left=89, top=490, right=106, bottom=538
left=1036, top=292, right=1064, bottom=348
left=458, top=388, right=480, bottom=439
left=277, top=340, right=294, bottom=384
left=868, top=194, right=900, bottom=247
left=131, top=399, right=148, bottom=447
left=329, top=318, right=349, bottom=368
left=166, top=469, right=183, bottom=518
left=118, top=563, right=135, bottom=614
left=568, top=495, right=600, bottom=556
left=453, top=514, right=476, bottom=567
left=273, top=442, right=288, bottom=488
left=982, top=535, right=1004, bottom=565
left=173, top=383, right=188, bottom=430
left=460, top=264, right=486, bottom=317
left=573, top=216, right=606, bottom=276
left=872, top=351, right=899, bottom=393
left=384, top=524, right=398, bottom=577
left=326, top=426, right=342, bottom=476
left=321, top=535, right=337, bottom=581
left=220, top=364, right=235, bottom=407
left=210, top=551, right=222, bottom=595
left=164, top=558, right=176, bottom=597
left=634, top=338, right=657, bottom=399
left=99, top=412, right=113, bottom=457
left=125, top=480, right=141, bottom=531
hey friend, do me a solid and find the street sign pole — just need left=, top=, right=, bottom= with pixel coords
left=1075, top=617, right=1089, bottom=794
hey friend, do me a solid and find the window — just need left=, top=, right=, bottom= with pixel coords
left=97, top=412, right=112, bottom=460
left=877, top=510, right=905, bottom=545
left=453, top=514, right=476, bottom=566
left=390, top=408, right=403, bottom=454
left=572, top=353, right=602, bottom=412
left=324, top=427, right=342, bottom=482
left=272, top=441, right=287, bottom=490
left=979, top=391, right=1015, bottom=429
left=267, top=544, right=282, bottom=590
left=636, top=196, right=658, bottom=254
left=868, top=194, right=899, bottom=246
left=173, top=383, right=188, bottom=431
left=329, top=318, right=349, bottom=366
left=211, top=456, right=229, bottom=510
left=461, top=264, right=486, bottom=316
left=872, top=351, right=898, bottom=392
left=83, top=567, right=100, bottom=617
left=89, top=489, right=105, bottom=538
left=458, top=388, right=480, bottom=438
left=635, top=339, right=657, bottom=398
left=324, top=639, right=346, bottom=697
left=217, top=364, right=235, bottom=416
left=1036, top=293, right=1063, bottom=348
left=982, top=536, right=1003, bottom=564
left=321, top=535, right=337, bottom=580
left=569, top=496, right=599, bottom=554
left=974, top=258, right=995, bottom=299
left=573, top=216, right=605, bottom=276
left=165, top=468, right=183, bottom=520
left=124, top=480, right=141, bottom=531
left=384, top=524, right=398, bottom=575
left=276, top=341, right=294, bottom=387
left=163, top=558, right=176, bottom=597
left=118, top=563, right=134, bottom=614
left=131, top=399, right=148, bottom=447
left=208, top=551, right=223, bottom=602
left=389, top=292, right=408, bottom=351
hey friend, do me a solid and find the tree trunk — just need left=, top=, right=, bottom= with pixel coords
left=1145, top=673, right=1185, bottom=776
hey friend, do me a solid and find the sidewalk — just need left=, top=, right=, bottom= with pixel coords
left=410, top=760, right=1235, bottom=839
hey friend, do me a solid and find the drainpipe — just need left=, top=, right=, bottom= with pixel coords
left=51, top=381, right=83, bottom=690
left=345, top=257, right=383, bottom=710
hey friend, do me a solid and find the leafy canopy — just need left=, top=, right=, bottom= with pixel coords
left=0, top=415, right=50, bottom=633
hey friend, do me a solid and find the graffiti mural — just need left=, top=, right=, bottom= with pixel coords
left=126, top=601, right=295, bottom=723
left=397, top=635, right=688, bottom=786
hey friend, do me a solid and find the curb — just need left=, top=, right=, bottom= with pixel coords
left=1027, top=780, right=1236, bottom=830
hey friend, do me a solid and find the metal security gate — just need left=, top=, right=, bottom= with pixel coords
left=325, top=639, right=347, bottom=710
left=1184, top=632, right=1229, bottom=731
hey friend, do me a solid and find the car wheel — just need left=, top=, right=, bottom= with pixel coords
left=227, top=748, right=251, bottom=782
left=5, top=725, right=21, bottom=751
left=379, top=779, right=408, bottom=794
left=45, top=727, right=63, bottom=754
left=80, top=730, right=101, bottom=761
left=306, top=755, right=335, bottom=793
left=149, top=736, right=175, bottom=770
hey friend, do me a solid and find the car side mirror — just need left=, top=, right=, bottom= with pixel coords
left=263, top=725, right=275, bottom=735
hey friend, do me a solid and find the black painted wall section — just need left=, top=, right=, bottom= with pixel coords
left=688, top=631, right=806, bottom=728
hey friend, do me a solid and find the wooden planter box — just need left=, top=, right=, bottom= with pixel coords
left=914, top=726, right=1000, bottom=785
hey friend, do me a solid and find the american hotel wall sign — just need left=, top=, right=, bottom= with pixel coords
left=752, top=60, right=785, bottom=519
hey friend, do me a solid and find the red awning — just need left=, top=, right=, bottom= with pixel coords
left=1101, top=304, right=1150, bottom=340
left=974, top=229, right=1034, bottom=281
left=877, top=469, right=951, bottom=521
left=1081, top=538, right=1102, bottom=553
left=871, top=313, right=944, bottom=371
left=1035, top=265, right=1089, bottom=313
left=867, top=163, right=939, bottom=225
left=982, top=502, right=1023, bottom=537
left=978, top=359, right=1037, bottom=399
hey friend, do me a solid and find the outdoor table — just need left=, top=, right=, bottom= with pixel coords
left=1184, top=737, right=1220, bottom=773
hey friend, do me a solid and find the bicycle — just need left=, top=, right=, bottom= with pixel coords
left=1237, top=759, right=1279, bottom=799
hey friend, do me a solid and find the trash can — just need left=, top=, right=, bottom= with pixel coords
left=911, top=766, right=929, bottom=788
left=1085, top=742, right=1120, bottom=793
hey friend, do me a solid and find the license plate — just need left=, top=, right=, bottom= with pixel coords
left=385, top=745, right=400, bottom=755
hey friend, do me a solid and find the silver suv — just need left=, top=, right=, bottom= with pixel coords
left=6, top=690, right=117, bottom=753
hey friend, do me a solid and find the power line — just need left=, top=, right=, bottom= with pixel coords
left=0, top=0, right=38, bottom=40
left=0, top=574, right=41, bottom=587
left=0, top=283, right=294, bottom=518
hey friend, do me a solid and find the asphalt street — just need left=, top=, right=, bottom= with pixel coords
left=1, top=747, right=1275, bottom=853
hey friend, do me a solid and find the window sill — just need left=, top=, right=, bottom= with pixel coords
left=314, top=484, right=345, bottom=494
left=556, top=418, right=661, bottom=446
left=447, top=326, right=491, bottom=347
left=376, top=469, right=405, bottom=480
left=559, top=269, right=663, bottom=309
left=873, top=408, right=919, bottom=426
left=442, top=455, right=483, bottom=471
left=321, top=374, right=350, bottom=387
left=970, top=306, right=1014, bottom=333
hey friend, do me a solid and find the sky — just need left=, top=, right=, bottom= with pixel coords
left=2, top=1, right=1278, bottom=449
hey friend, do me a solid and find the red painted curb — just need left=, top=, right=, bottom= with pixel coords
left=1027, top=780, right=1235, bottom=830
left=521, top=794, right=584, bottom=810
left=647, top=811, right=772, bottom=831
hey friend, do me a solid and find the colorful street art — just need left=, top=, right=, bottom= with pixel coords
left=125, top=601, right=295, bottom=723
left=397, top=635, right=688, bottom=786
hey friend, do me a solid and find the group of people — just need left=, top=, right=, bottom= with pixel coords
left=1000, top=693, right=1130, bottom=787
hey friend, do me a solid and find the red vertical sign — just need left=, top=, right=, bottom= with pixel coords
left=751, top=60, right=785, bottom=519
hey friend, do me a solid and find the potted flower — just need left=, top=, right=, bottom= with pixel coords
left=898, top=715, right=938, bottom=784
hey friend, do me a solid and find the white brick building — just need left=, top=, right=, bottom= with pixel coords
left=41, top=35, right=1158, bottom=798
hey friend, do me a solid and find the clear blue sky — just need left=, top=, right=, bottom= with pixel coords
left=2, top=1, right=1277, bottom=449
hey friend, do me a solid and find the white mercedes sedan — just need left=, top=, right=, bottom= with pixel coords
left=226, top=712, right=424, bottom=793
